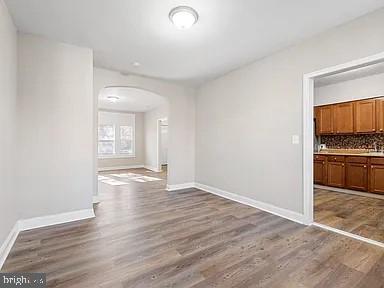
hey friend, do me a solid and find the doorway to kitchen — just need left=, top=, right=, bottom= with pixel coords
left=303, top=52, right=384, bottom=247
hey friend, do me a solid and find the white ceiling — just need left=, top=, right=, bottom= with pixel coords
left=99, top=87, right=166, bottom=112
left=315, top=62, right=384, bottom=87
left=5, top=0, right=384, bottom=86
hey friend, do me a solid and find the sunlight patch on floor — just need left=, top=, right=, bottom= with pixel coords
left=101, top=179, right=128, bottom=186
left=109, top=173, right=162, bottom=183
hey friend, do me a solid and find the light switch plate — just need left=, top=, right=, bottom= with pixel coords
left=292, top=135, right=300, bottom=144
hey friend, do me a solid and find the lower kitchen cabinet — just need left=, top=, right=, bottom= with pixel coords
left=345, top=162, right=368, bottom=191
left=315, top=155, right=384, bottom=194
left=327, top=161, right=345, bottom=188
left=370, top=158, right=384, bottom=194
left=314, top=155, right=327, bottom=185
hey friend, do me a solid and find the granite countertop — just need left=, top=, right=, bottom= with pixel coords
left=314, top=149, right=384, bottom=157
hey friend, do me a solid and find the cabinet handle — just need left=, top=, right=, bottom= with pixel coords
left=323, top=162, right=325, bottom=164
left=364, top=165, right=367, bottom=168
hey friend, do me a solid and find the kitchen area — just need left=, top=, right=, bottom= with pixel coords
left=313, top=63, right=384, bottom=244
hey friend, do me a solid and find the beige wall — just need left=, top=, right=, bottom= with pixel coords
left=17, top=34, right=94, bottom=219
left=0, top=0, right=18, bottom=254
left=98, top=112, right=145, bottom=169
left=196, top=8, right=384, bottom=215
left=144, top=103, right=169, bottom=171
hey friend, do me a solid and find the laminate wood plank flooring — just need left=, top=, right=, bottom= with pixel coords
left=2, top=169, right=384, bottom=287
left=314, top=188, right=384, bottom=243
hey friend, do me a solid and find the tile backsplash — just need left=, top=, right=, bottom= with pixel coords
left=321, top=134, right=384, bottom=149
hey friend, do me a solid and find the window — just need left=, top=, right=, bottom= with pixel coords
left=120, top=126, right=134, bottom=154
left=98, top=125, right=115, bottom=155
left=97, top=111, right=135, bottom=158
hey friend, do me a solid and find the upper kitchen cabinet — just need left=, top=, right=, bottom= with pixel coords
left=334, top=102, right=354, bottom=134
left=315, top=105, right=333, bottom=135
left=315, top=97, right=384, bottom=135
left=376, top=97, right=384, bottom=133
left=354, top=99, right=376, bottom=133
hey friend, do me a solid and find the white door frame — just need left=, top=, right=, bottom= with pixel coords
left=303, top=51, right=384, bottom=225
left=156, top=118, right=168, bottom=172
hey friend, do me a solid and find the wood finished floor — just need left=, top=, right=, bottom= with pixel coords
left=2, top=169, right=384, bottom=287
left=314, top=188, right=384, bottom=243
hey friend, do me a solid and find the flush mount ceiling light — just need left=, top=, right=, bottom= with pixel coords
left=107, top=95, right=120, bottom=103
left=169, top=6, right=198, bottom=30
left=132, top=61, right=141, bottom=68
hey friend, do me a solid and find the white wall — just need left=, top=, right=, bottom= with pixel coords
left=196, top=8, right=384, bottom=215
left=315, top=72, right=384, bottom=106
left=0, top=0, right=18, bottom=250
left=17, top=34, right=94, bottom=219
left=144, top=104, right=169, bottom=171
left=94, top=67, right=195, bottom=185
left=98, top=111, right=145, bottom=169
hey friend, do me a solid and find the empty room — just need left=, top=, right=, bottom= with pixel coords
left=1, top=1, right=384, bottom=287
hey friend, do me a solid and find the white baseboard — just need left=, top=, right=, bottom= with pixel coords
left=0, top=208, right=96, bottom=270
left=93, top=196, right=100, bottom=204
left=98, top=165, right=144, bottom=172
left=314, top=184, right=384, bottom=200
left=0, top=222, right=19, bottom=270
left=194, top=183, right=306, bottom=225
left=144, top=165, right=162, bottom=172
left=18, top=209, right=95, bottom=231
left=166, top=182, right=196, bottom=191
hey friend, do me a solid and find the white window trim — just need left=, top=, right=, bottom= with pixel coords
left=98, top=154, right=136, bottom=159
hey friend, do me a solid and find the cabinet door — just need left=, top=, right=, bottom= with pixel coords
left=376, top=98, right=384, bottom=133
left=317, top=105, right=334, bottom=134
left=345, top=163, right=368, bottom=191
left=370, top=165, right=384, bottom=194
left=355, top=99, right=376, bottom=133
left=334, top=102, right=354, bottom=134
left=314, top=160, right=327, bottom=185
left=327, top=162, right=345, bottom=188
left=314, top=107, right=320, bottom=136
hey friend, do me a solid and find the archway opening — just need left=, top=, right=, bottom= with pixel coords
left=95, top=86, right=170, bottom=203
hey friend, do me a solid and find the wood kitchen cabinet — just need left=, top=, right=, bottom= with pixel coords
left=314, top=154, right=384, bottom=194
left=355, top=99, right=376, bottom=133
left=334, top=102, right=354, bottom=134
left=314, top=155, right=327, bottom=185
left=327, top=156, right=345, bottom=188
left=315, top=97, right=384, bottom=135
left=315, top=105, right=333, bottom=135
left=370, top=158, right=384, bottom=194
left=376, top=98, right=384, bottom=133
left=345, top=157, right=368, bottom=191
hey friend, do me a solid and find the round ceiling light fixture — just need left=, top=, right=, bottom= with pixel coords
left=169, top=6, right=198, bottom=30
left=107, top=95, right=120, bottom=103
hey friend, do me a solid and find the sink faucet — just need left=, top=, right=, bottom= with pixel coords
left=373, top=142, right=379, bottom=152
